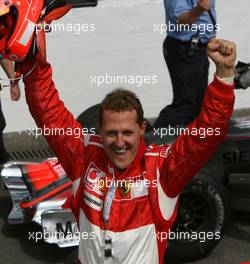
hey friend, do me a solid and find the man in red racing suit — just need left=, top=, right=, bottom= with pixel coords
left=22, top=38, right=235, bottom=264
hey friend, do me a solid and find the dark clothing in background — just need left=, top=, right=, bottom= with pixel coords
left=154, top=0, right=216, bottom=128
left=0, top=99, right=8, bottom=164
left=154, top=36, right=209, bottom=127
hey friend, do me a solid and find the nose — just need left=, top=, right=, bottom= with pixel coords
left=115, top=133, right=125, bottom=148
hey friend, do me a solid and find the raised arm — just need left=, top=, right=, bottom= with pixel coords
left=21, top=32, right=85, bottom=182
left=160, top=39, right=236, bottom=197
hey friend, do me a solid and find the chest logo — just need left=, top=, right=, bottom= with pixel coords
left=119, top=181, right=131, bottom=197
left=84, top=163, right=106, bottom=195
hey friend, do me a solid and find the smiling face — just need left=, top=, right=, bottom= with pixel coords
left=100, top=109, right=146, bottom=170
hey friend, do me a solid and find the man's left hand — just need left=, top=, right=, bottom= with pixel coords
left=208, top=39, right=236, bottom=78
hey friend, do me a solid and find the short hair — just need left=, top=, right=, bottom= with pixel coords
left=99, top=88, right=144, bottom=126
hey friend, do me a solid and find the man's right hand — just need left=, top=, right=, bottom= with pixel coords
left=197, top=0, right=211, bottom=12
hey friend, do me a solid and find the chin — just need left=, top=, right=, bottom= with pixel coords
left=113, top=159, right=130, bottom=170
left=114, top=163, right=128, bottom=170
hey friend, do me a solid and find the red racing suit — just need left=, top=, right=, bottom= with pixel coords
left=23, top=57, right=234, bottom=264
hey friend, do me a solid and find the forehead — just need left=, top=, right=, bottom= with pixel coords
left=101, top=109, right=138, bottom=130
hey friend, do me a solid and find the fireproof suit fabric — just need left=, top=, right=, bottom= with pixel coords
left=22, top=57, right=234, bottom=264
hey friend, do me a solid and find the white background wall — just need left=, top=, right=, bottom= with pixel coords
left=1, top=0, right=250, bottom=132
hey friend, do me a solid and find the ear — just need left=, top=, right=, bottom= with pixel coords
left=140, top=120, right=147, bottom=137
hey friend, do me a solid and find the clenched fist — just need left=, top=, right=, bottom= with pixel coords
left=208, top=39, right=236, bottom=78
left=197, top=0, right=211, bottom=12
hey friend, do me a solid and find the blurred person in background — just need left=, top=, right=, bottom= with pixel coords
left=154, top=0, right=217, bottom=128
left=0, top=56, right=20, bottom=164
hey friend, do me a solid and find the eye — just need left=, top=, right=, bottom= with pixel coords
left=106, top=131, right=116, bottom=137
left=124, top=130, right=133, bottom=136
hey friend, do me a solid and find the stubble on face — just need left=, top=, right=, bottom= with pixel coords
left=100, top=110, right=146, bottom=169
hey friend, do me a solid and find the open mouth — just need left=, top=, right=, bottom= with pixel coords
left=114, top=148, right=128, bottom=155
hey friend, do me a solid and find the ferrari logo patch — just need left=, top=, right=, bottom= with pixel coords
left=98, top=179, right=105, bottom=192
left=119, top=181, right=131, bottom=197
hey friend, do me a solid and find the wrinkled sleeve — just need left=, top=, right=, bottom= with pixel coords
left=22, top=57, right=85, bottom=183
left=160, top=76, right=235, bottom=197
left=169, top=0, right=193, bottom=21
